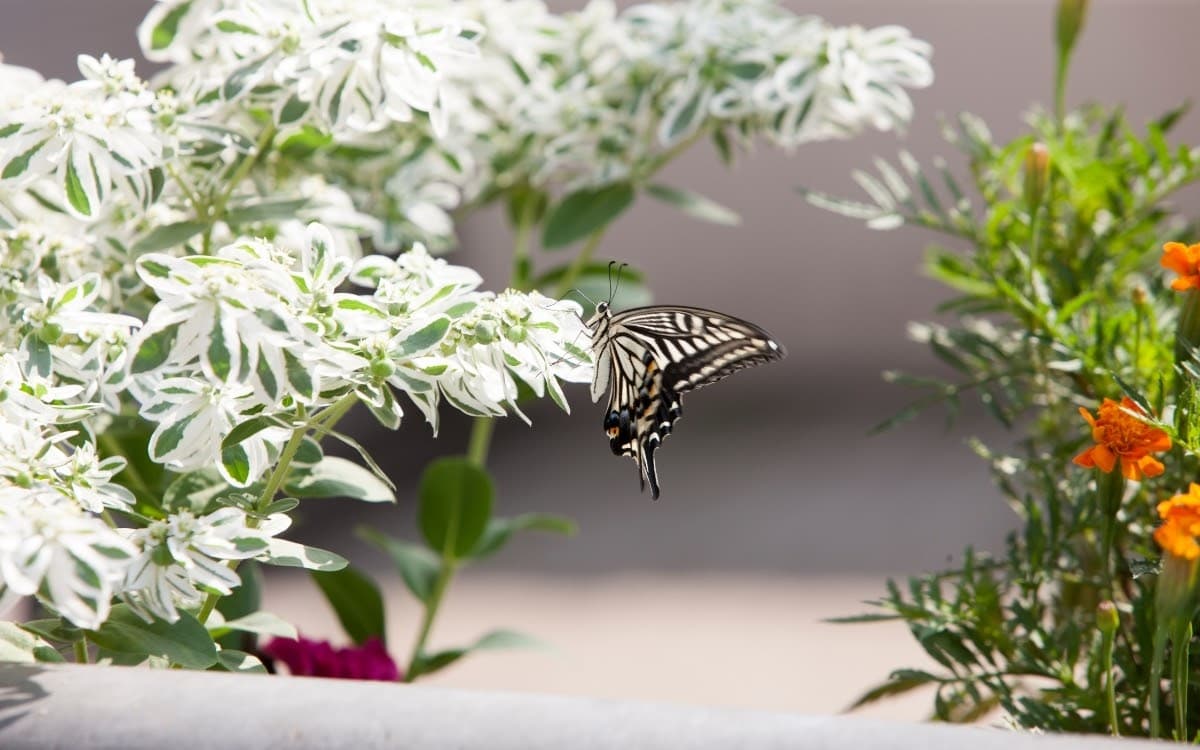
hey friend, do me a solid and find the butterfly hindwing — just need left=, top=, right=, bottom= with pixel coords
left=588, top=304, right=785, bottom=499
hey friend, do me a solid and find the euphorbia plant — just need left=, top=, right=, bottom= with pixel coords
left=0, top=0, right=931, bottom=677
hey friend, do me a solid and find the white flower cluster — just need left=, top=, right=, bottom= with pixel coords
left=0, top=0, right=932, bottom=636
left=0, top=55, right=171, bottom=221
left=0, top=220, right=587, bottom=629
left=140, top=0, right=480, bottom=138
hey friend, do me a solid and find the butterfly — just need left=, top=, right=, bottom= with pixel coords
left=585, top=296, right=786, bottom=499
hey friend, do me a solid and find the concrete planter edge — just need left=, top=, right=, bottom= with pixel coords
left=0, top=663, right=1158, bottom=749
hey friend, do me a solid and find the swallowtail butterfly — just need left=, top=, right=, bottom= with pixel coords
left=585, top=295, right=786, bottom=499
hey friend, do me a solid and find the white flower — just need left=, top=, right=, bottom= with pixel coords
left=123, top=506, right=289, bottom=622
left=0, top=54, right=170, bottom=219
left=0, top=485, right=135, bottom=629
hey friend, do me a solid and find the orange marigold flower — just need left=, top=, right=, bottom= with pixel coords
left=1161, top=241, right=1200, bottom=291
left=1155, top=484, right=1200, bottom=561
left=1072, top=397, right=1170, bottom=481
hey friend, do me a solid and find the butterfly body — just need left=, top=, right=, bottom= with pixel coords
left=586, top=302, right=786, bottom=498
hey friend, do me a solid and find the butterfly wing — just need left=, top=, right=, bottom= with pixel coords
left=595, top=306, right=785, bottom=498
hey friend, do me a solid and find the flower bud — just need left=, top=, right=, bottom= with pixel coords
left=1056, top=0, right=1090, bottom=57
left=1097, top=600, right=1119, bottom=635
left=1132, top=286, right=1148, bottom=306
left=1023, top=142, right=1050, bottom=213
left=1156, top=552, right=1200, bottom=630
left=474, top=319, right=498, bottom=344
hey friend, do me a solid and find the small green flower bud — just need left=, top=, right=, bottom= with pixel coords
left=37, top=322, right=63, bottom=345
left=1097, top=600, right=1119, bottom=634
left=369, top=358, right=395, bottom=380
left=1056, top=0, right=1089, bottom=58
left=505, top=324, right=527, bottom=344
left=1023, top=142, right=1050, bottom=213
left=475, top=319, right=498, bottom=344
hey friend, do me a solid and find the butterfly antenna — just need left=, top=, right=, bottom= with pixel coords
left=611, top=262, right=628, bottom=305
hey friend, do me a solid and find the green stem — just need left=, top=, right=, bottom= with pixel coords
left=97, top=432, right=153, bottom=502
left=1172, top=622, right=1192, bottom=741
left=202, top=123, right=278, bottom=253
left=1027, top=205, right=1042, bottom=293
left=1096, top=470, right=1124, bottom=597
left=466, top=417, right=494, bottom=468
left=1152, top=627, right=1167, bottom=739
left=511, top=197, right=536, bottom=292
left=1100, top=620, right=1119, bottom=736
left=554, top=228, right=606, bottom=299
left=196, top=397, right=355, bottom=626
left=1054, top=50, right=1069, bottom=130
left=73, top=637, right=88, bottom=664
left=404, top=557, right=456, bottom=682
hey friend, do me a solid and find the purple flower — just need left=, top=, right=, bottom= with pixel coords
left=262, top=635, right=401, bottom=681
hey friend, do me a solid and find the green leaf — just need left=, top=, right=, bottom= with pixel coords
left=284, top=455, right=395, bottom=502
left=162, top=468, right=232, bottom=514
left=214, top=611, right=297, bottom=640
left=87, top=605, right=218, bottom=669
left=541, top=182, right=635, bottom=249
left=417, top=458, right=493, bottom=561
left=214, top=562, right=263, bottom=649
left=132, top=221, right=208, bottom=254
left=358, top=527, right=440, bottom=604
left=215, top=649, right=268, bottom=673
left=148, top=0, right=192, bottom=51
left=1, top=138, right=47, bottom=180
left=0, top=622, right=66, bottom=663
left=224, top=198, right=310, bottom=225
left=393, top=317, right=451, bottom=357
left=64, top=154, right=93, bottom=216
left=849, top=669, right=941, bottom=709
left=223, top=55, right=268, bottom=100
left=413, top=629, right=543, bottom=679
left=472, top=513, right=577, bottom=559
left=222, top=416, right=278, bottom=451
left=646, top=184, right=740, bottom=226
left=262, top=539, right=347, bottom=571
left=311, top=566, right=386, bottom=646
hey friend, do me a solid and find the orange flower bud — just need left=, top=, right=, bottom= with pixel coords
left=1023, top=142, right=1050, bottom=212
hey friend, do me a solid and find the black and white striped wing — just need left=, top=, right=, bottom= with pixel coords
left=591, top=306, right=786, bottom=499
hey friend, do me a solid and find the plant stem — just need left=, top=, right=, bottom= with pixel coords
left=1172, top=621, right=1191, bottom=741
left=404, top=557, right=456, bottom=682
left=97, top=432, right=154, bottom=502
left=1100, top=620, right=1119, bottom=736
left=195, top=397, right=358, bottom=626
left=202, top=123, right=278, bottom=253
left=1054, top=50, right=1069, bottom=131
left=73, top=637, right=89, bottom=664
left=511, top=196, right=536, bottom=292
left=1151, top=627, right=1167, bottom=739
left=554, top=228, right=606, bottom=299
left=1096, top=470, right=1124, bottom=598
left=466, top=417, right=494, bottom=468
left=1027, top=205, right=1042, bottom=293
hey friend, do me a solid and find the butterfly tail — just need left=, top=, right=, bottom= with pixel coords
left=642, top=437, right=662, bottom=500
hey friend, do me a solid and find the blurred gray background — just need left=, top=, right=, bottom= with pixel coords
left=5, top=0, right=1200, bottom=715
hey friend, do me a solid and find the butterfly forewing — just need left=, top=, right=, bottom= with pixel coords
left=588, top=304, right=785, bottom=499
